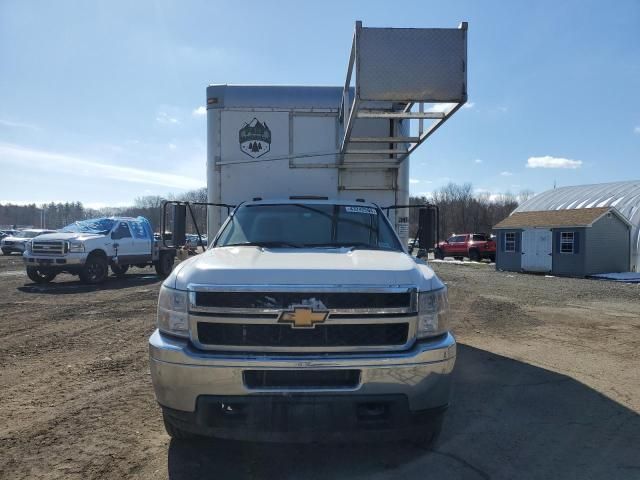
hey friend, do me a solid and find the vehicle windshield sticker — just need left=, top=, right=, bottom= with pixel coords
left=344, top=206, right=377, bottom=215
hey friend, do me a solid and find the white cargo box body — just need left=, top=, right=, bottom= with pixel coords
left=205, top=84, right=411, bottom=241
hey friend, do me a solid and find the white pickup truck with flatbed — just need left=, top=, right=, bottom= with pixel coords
left=23, top=216, right=175, bottom=284
left=149, top=21, right=467, bottom=444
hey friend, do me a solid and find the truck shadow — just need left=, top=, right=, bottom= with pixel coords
left=17, top=273, right=160, bottom=294
left=166, top=344, right=640, bottom=480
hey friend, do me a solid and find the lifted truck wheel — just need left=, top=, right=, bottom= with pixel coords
left=2, top=248, right=11, bottom=255
left=26, top=266, right=57, bottom=284
left=79, top=254, right=108, bottom=284
left=110, top=264, right=129, bottom=276
left=155, top=252, right=175, bottom=277
left=163, top=413, right=200, bottom=440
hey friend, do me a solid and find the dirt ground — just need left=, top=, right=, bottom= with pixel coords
left=1, top=254, right=639, bottom=480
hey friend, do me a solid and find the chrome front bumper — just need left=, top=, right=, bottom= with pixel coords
left=149, top=329, right=456, bottom=413
left=23, top=252, right=87, bottom=266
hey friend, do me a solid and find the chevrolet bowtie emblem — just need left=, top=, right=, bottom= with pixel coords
left=278, top=307, right=329, bottom=328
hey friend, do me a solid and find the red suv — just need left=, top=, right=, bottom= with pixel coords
left=434, top=233, right=496, bottom=262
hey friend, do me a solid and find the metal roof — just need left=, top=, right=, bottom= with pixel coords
left=515, top=180, right=640, bottom=271
left=206, top=85, right=346, bottom=110
left=494, top=207, right=627, bottom=229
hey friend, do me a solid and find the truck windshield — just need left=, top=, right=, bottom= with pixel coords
left=16, top=230, right=42, bottom=238
left=61, top=218, right=116, bottom=234
left=216, top=204, right=403, bottom=251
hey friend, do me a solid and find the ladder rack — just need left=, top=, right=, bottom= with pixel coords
left=339, top=21, right=468, bottom=164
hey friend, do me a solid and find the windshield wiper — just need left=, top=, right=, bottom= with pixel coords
left=302, top=242, right=381, bottom=250
left=223, top=241, right=303, bottom=248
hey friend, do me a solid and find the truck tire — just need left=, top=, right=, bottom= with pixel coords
left=469, top=249, right=481, bottom=262
left=2, top=248, right=11, bottom=255
left=155, top=252, right=174, bottom=277
left=79, top=254, right=109, bottom=284
left=26, top=267, right=57, bottom=284
left=407, top=414, right=444, bottom=449
left=163, top=413, right=199, bottom=440
left=434, top=248, right=444, bottom=260
left=110, top=264, right=129, bottom=276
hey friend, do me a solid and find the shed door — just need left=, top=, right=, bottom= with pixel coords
left=521, top=229, right=552, bottom=272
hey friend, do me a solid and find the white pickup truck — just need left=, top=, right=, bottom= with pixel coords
left=23, top=216, right=175, bottom=284
left=149, top=22, right=466, bottom=444
left=151, top=199, right=454, bottom=444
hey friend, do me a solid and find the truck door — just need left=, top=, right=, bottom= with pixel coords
left=127, top=220, right=152, bottom=259
left=111, top=222, right=134, bottom=260
left=449, top=235, right=466, bottom=255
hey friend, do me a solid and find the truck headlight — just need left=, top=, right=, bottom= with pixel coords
left=25, top=241, right=33, bottom=253
left=157, top=285, right=189, bottom=338
left=417, top=288, right=449, bottom=338
left=67, top=241, right=85, bottom=252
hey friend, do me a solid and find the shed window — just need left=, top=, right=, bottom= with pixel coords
left=560, top=232, right=574, bottom=253
left=505, top=232, right=516, bottom=252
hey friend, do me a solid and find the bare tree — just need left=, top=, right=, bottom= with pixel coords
left=410, top=182, right=519, bottom=242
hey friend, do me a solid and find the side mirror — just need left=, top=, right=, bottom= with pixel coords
left=172, top=204, right=187, bottom=247
left=418, top=207, right=437, bottom=250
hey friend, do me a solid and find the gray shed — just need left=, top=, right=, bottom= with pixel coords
left=493, top=207, right=631, bottom=276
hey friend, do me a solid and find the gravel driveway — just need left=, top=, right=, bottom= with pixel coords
left=0, top=256, right=638, bottom=479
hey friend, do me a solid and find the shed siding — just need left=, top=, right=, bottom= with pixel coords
left=551, top=228, right=586, bottom=276
left=585, top=214, right=630, bottom=274
left=495, top=230, right=522, bottom=272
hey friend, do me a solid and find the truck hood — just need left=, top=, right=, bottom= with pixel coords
left=2, top=236, right=29, bottom=244
left=169, top=246, right=442, bottom=291
left=35, top=232, right=104, bottom=242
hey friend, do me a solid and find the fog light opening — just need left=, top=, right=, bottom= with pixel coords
left=357, top=402, right=389, bottom=421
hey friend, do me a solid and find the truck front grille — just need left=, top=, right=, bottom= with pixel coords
left=196, top=322, right=409, bottom=348
left=194, top=291, right=412, bottom=310
left=32, top=241, right=66, bottom=255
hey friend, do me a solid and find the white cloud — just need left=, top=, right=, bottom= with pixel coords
left=192, top=106, right=207, bottom=117
left=0, top=118, right=40, bottom=130
left=0, top=143, right=203, bottom=190
left=427, top=101, right=474, bottom=114
left=168, top=143, right=177, bottom=150
left=83, top=201, right=132, bottom=210
left=474, top=158, right=482, bottom=164
left=426, top=103, right=455, bottom=113
left=500, top=171, right=513, bottom=176
left=416, top=191, right=433, bottom=198
left=634, top=126, right=640, bottom=134
left=409, top=178, right=420, bottom=184
left=526, top=155, right=582, bottom=169
left=156, top=112, right=179, bottom=125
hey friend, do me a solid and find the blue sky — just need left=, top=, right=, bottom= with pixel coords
left=0, top=0, right=638, bottom=207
